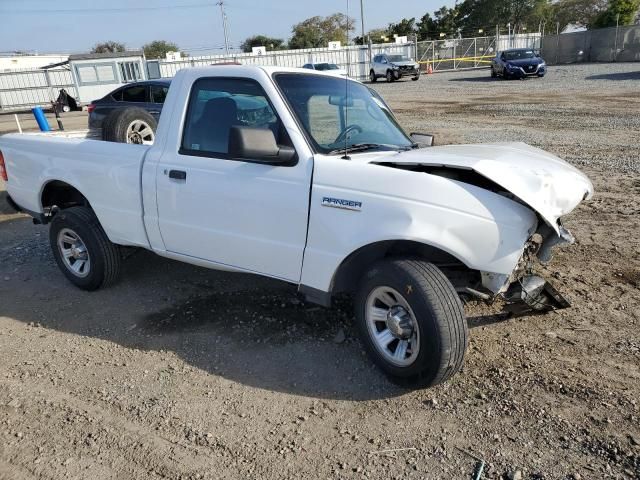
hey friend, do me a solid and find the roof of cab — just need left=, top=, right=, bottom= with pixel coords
left=174, top=65, right=362, bottom=84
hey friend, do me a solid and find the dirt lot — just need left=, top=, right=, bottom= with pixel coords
left=1, top=63, right=639, bottom=480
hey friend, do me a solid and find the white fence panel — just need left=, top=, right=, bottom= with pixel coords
left=0, top=68, right=76, bottom=111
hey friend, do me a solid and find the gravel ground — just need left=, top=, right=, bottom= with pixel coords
left=1, top=62, right=639, bottom=480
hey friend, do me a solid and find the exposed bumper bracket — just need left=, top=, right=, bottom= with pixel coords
left=504, top=274, right=571, bottom=314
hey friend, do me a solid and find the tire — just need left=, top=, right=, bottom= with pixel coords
left=369, top=70, right=377, bottom=83
left=386, top=70, right=395, bottom=83
left=354, top=258, right=468, bottom=388
left=49, top=206, right=122, bottom=291
left=103, top=107, right=157, bottom=144
left=491, top=67, right=497, bottom=78
left=411, top=75, right=420, bottom=81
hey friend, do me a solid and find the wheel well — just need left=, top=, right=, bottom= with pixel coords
left=41, top=181, right=90, bottom=218
left=330, top=240, right=478, bottom=294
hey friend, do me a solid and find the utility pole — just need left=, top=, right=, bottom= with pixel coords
left=217, top=1, right=230, bottom=55
left=359, top=0, right=365, bottom=45
left=613, top=13, right=620, bottom=61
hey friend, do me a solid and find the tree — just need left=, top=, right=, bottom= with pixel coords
left=289, top=13, right=355, bottom=49
left=388, top=18, right=417, bottom=38
left=240, top=35, right=287, bottom=53
left=432, top=6, right=460, bottom=36
left=592, top=0, right=640, bottom=27
left=417, top=13, right=438, bottom=40
left=354, top=28, right=390, bottom=45
left=91, top=41, right=126, bottom=54
left=542, top=0, right=608, bottom=29
left=143, top=40, right=180, bottom=59
left=455, top=0, right=546, bottom=35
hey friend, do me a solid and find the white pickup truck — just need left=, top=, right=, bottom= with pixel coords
left=0, top=66, right=593, bottom=387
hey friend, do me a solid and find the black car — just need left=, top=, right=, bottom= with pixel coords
left=88, top=79, right=171, bottom=130
left=491, top=48, right=546, bottom=79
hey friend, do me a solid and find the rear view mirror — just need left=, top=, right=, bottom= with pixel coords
left=410, top=132, right=434, bottom=147
left=228, top=126, right=296, bottom=165
left=328, top=95, right=354, bottom=107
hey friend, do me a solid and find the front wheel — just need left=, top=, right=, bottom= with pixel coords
left=369, top=70, right=377, bottom=83
left=411, top=75, right=420, bottom=81
left=354, top=259, right=468, bottom=388
left=386, top=70, right=395, bottom=83
left=491, top=67, right=497, bottom=78
left=49, top=206, right=122, bottom=291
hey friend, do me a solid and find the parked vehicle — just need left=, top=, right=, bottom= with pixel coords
left=302, top=63, right=348, bottom=77
left=370, top=54, right=420, bottom=82
left=0, top=66, right=592, bottom=388
left=87, top=79, right=171, bottom=144
left=491, top=48, right=547, bottom=79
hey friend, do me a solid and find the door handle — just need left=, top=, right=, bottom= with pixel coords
left=168, top=170, right=187, bottom=180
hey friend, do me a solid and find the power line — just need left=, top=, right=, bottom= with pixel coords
left=0, top=2, right=215, bottom=15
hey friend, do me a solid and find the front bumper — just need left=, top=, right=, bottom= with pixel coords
left=478, top=223, right=573, bottom=313
left=393, top=67, right=420, bottom=79
left=507, top=64, right=546, bottom=77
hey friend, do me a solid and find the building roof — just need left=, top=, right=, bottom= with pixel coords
left=68, top=50, right=144, bottom=61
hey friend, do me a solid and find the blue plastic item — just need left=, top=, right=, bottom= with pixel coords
left=32, top=107, right=51, bottom=132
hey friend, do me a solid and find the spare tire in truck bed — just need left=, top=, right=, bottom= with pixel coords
left=102, top=107, right=157, bottom=145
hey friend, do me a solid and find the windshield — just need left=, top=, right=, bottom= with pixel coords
left=315, top=63, right=340, bottom=71
left=503, top=50, right=536, bottom=60
left=274, top=73, right=413, bottom=154
left=387, top=55, right=411, bottom=63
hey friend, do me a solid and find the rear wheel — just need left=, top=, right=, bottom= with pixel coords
left=369, top=70, right=377, bottom=83
left=103, top=107, right=157, bottom=145
left=491, top=67, right=497, bottom=78
left=49, top=207, right=122, bottom=291
left=354, top=258, right=468, bottom=388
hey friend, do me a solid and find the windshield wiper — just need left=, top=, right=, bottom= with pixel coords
left=328, top=143, right=412, bottom=155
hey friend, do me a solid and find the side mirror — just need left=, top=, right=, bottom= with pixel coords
left=410, top=132, right=434, bottom=147
left=228, top=126, right=296, bottom=165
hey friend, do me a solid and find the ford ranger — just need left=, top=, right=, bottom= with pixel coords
left=0, top=66, right=593, bottom=388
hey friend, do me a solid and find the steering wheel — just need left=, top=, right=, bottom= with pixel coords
left=334, top=124, right=363, bottom=145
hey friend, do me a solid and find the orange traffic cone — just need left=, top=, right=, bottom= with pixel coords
left=427, top=63, right=433, bottom=74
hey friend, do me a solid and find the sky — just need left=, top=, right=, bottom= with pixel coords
left=0, top=0, right=454, bottom=55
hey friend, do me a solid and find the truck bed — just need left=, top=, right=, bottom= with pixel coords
left=0, top=133, right=151, bottom=247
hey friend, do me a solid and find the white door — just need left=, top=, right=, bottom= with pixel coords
left=155, top=77, right=312, bottom=282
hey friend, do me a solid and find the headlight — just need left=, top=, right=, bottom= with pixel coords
left=506, top=63, right=514, bottom=69
left=392, top=65, right=399, bottom=70
left=539, top=62, right=546, bottom=67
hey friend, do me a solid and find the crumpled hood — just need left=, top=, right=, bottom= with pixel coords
left=368, top=142, right=593, bottom=233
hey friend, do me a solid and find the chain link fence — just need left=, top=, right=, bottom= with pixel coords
left=541, top=25, right=640, bottom=64
left=416, top=34, right=541, bottom=72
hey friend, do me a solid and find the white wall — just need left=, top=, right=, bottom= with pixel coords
left=0, top=55, right=68, bottom=72
left=71, top=56, right=146, bottom=103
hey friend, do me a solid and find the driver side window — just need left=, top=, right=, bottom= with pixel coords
left=181, top=77, right=284, bottom=158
